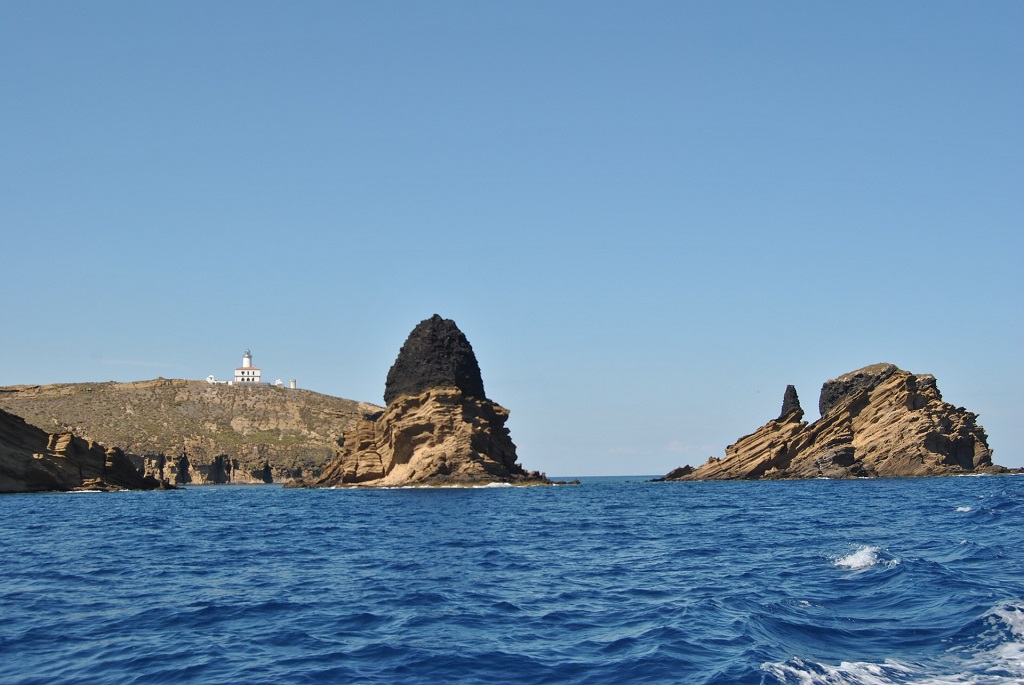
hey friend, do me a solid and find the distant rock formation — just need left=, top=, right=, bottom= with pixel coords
left=659, top=364, right=1003, bottom=481
left=308, top=315, right=549, bottom=487
left=0, top=407, right=173, bottom=492
left=0, top=380, right=379, bottom=484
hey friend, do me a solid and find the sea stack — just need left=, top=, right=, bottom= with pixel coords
left=313, top=315, right=548, bottom=487
left=779, top=385, right=802, bottom=421
left=659, top=363, right=1003, bottom=480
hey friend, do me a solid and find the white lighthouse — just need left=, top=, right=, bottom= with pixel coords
left=234, top=349, right=262, bottom=384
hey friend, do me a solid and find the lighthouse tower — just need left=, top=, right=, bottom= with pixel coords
left=234, top=349, right=262, bottom=384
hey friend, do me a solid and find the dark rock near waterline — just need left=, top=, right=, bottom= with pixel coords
left=383, top=314, right=486, bottom=406
left=653, top=465, right=694, bottom=481
left=779, top=385, right=802, bottom=421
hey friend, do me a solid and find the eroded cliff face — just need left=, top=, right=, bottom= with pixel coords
left=661, top=364, right=1000, bottom=481
left=315, top=387, right=544, bottom=487
left=0, top=407, right=172, bottom=492
left=0, top=380, right=379, bottom=485
left=310, top=315, right=548, bottom=487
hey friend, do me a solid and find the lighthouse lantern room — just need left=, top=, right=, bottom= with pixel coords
left=234, top=349, right=262, bottom=384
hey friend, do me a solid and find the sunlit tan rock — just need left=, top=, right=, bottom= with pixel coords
left=660, top=364, right=1002, bottom=481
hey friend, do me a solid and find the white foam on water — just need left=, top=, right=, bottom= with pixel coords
left=833, top=545, right=899, bottom=571
left=761, top=657, right=916, bottom=684
left=955, top=506, right=973, bottom=513
left=761, top=602, right=1024, bottom=685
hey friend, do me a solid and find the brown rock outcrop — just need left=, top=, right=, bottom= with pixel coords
left=0, top=380, right=379, bottom=484
left=660, top=364, right=1002, bottom=481
left=0, top=407, right=173, bottom=492
left=309, top=316, right=548, bottom=487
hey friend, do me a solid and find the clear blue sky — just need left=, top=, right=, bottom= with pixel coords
left=2, top=2, right=1021, bottom=475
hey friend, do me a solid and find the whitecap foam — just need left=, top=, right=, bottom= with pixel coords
left=956, top=601, right=1024, bottom=682
left=833, top=545, right=899, bottom=571
left=761, top=657, right=916, bottom=684
left=761, top=601, right=1024, bottom=685
left=955, top=506, right=973, bottom=513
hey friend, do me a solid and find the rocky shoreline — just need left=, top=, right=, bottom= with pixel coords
left=0, top=407, right=174, bottom=492
left=0, top=333, right=1010, bottom=492
left=0, top=379, right=378, bottom=486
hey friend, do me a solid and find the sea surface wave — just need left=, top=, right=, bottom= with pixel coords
left=2, top=476, right=1022, bottom=684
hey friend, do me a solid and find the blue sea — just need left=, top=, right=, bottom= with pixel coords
left=2, top=476, right=1023, bottom=685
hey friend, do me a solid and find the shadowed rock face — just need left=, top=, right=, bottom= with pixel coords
left=383, top=315, right=486, bottom=406
left=779, top=385, right=802, bottom=420
left=818, top=363, right=898, bottom=418
left=0, top=407, right=173, bottom=492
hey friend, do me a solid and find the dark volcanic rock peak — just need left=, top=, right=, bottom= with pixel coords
left=383, top=314, right=486, bottom=405
left=818, top=363, right=899, bottom=418
left=779, top=385, right=802, bottom=420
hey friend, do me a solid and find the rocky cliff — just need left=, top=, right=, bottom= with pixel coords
left=308, top=315, right=548, bottom=487
left=0, top=380, right=380, bottom=484
left=660, top=363, right=1002, bottom=481
left=0, top=407, right=172, bottom=492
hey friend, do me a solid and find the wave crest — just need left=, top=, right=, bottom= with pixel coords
left=832, top=545, right=900, bottom=571
left=761, top=601, right=1024, bottom=684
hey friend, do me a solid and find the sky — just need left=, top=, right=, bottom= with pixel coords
left=1, top=2, right=1021, bottom=475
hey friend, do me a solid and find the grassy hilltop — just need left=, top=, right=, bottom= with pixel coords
left=0, top=379, right=382, bottom=483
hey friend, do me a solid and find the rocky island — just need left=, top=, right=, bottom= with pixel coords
left=0, top=406, right=173, bottom=492
left=302, top=314, right=549, bottom=487
left=659, top=363, right=1004, bottom=481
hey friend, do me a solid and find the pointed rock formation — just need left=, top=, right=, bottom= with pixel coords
left=310, top=315, right=548, bottom=487
left=0, top=407, right=174, bottom=492
left=779, top=385, right=802, bottom=421
left=659, top=364, right=1003, bottom=481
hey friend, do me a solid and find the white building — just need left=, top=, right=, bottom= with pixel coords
left=234, top=349, right=262, bottom=384
left=206, top=350, right=296, bottom=387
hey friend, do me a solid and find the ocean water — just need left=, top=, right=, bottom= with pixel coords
left=2, top=476, right=1023, bottom=685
